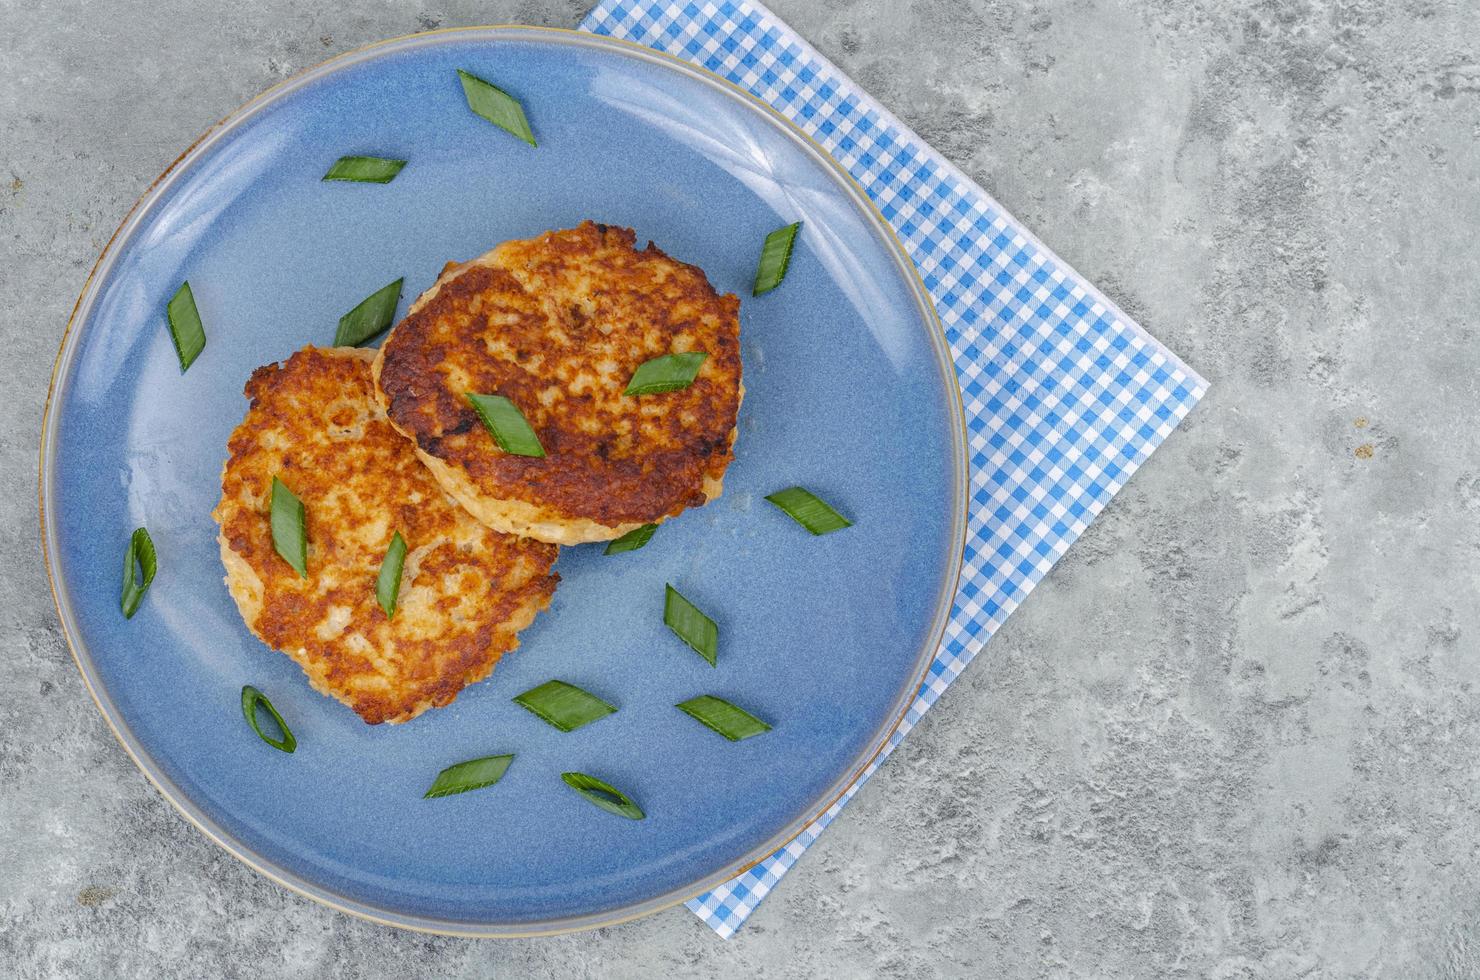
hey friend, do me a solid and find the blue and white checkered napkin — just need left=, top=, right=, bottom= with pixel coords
left=582, top=0, right=1208, bottom=937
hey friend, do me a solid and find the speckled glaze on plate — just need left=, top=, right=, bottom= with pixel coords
left=39, top=27, right=966, bottom=936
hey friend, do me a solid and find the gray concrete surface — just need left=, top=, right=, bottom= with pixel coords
left=4, top=0, right=1479, bottom=975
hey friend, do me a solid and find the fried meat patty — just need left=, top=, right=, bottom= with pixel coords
left=372, top=221, right=743, bottom=545
left=213, top=346, right=560, bottom=724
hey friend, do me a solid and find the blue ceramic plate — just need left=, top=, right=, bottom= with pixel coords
left=40, top=27, right=965, bottom=935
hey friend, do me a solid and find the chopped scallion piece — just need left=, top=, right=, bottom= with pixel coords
left=604, top=523, right=657, bottom=555
left=424, top=754, right=515, bottom=799
left=561, top=771, right=644, bottom=820
left=241, top=686, right=296, bottom=753
left=376, top=531, right=407, bottom=618
left=457, top=69, right=536, bottom=146
left=165, top=281, right=206, bottom=372
left=675, top=695, right=772, bottom=741
left=466, top=392, right=545, bottom=458
left=119, top=527, right=157, bottom=619
left=513, top=680, right=616, bottom=732
left=764, top=486, right=853, bottom=535
left=752, top=221, right=801, bottom=296
left=322, top=155, right=407, bottom=183
left=664, top=584, right=718, bottom=667
left=623, top=352, right=708, bottom=396
left=334, top=278, right=403, bottom=347
left=270, top=476, right=308, bottom=578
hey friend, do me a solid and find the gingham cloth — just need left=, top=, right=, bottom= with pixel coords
left=581, top=0, right=1208, bottom=938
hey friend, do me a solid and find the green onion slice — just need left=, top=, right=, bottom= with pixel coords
left=376, top=531, right=407, bottom=618
left=764, top=486, right=853, bottom=535
left=119, top=526, right=157, bottom=619
left=270, top=476, right=308, bottom=578
left=752, top=221, right=801, bottom=296
left=664, top=584, right=718, bottom=667
left=623, top=352, right=708, bottom=396
left=241, top=686, right=296, bottom=753
left=604, top=523, right=657, bottom=555
left=322, top=155, right=407, bottom=183
left=424, top=754, right=514, bottom=799
left=676, top=695, right=772, bottom=741
left=457, top=69, right=536, bottom=146
left=513, top=680, right=616, bottom=732
left=561, top=772, right=644, bottom=820
left=165, top=281, right=206, bottom=372
left=466, top=393, right=546, bottom=458
left=334, top=278, right=403, bottom=347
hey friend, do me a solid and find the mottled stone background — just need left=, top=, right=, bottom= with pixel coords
left=5, top=0, right=1480, bottom=976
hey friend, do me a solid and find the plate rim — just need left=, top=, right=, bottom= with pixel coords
left=37, top=24, right=968, bottom=937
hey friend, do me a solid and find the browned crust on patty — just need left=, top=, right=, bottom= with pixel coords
left=213, top=346, right=560, bottom=725
left=372, top=221, right=743, bottom=544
